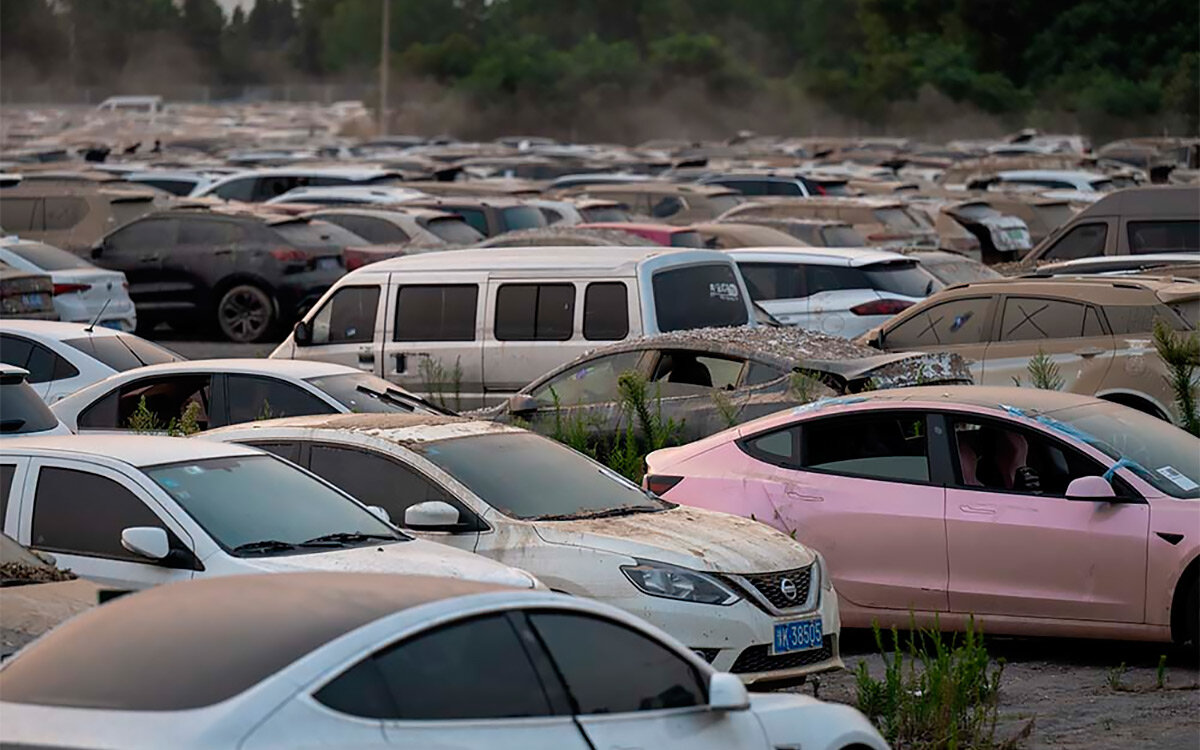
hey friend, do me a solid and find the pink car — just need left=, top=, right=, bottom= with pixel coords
left=645, top=385, right=1200, bottom=645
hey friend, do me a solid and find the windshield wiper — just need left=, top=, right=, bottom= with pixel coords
left=233, top=539, right=299, bottom=555
left=302, top=531, right=400, bottom=546
left=533, top=506, right=662, bottom=522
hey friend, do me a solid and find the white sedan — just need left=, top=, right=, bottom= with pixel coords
left=206, top=415, right=843, bottom=686
left=0, top=320, right=181, bottom=403
left=0, top=573, right=888, bottom=750
left=0, top=366, right=70, bottom=437
left=0, top=238, right=137, bottom=331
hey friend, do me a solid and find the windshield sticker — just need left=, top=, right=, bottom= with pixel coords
left=183, top=465, right=204, bottom=475
left=1156, top=466, right=1199, bottom=492
left=709, top=282, right=740, bottom=302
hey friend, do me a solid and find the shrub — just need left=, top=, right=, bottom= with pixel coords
left=1152, top=318, right=1200, bottom=436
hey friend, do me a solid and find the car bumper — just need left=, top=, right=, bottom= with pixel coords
left=53, top=296, right=137, bottom=331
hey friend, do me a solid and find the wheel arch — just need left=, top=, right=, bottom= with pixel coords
left=1170, top=553, right=1200, bottom=644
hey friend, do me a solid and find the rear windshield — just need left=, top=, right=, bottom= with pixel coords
left=669, top=231, right=705, bottom=248
left=275, top=221, right=364, bottom=248
left=580, top=206, right=632, bottom=223
left=874, top=207, right=921, bottom=229
left=62, top=334, right=180, bottom=371
left=862, top=261, right=938, bottom=297
left=501, top=206, right=547, bottom=232
left=652, top=263, right=749, bottom=332
left=821, top=225, right=866, bottom=246
left=5, top=242, right=91, bottom=271
left=423, top=216, right=484, bottom=245
left=0, top=380, right=59, bottom=434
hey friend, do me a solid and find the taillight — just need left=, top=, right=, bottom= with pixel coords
left=645, top=474, right=684, bottom=496
left=342, top=248, right=373, bottom=271
left=269, top=247, right=307, bottom=263
left=52, top=283, right=91, bottom=295
left=850, top=299, right=914, bottom=316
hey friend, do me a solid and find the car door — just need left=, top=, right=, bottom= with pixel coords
left=982, top=296, right=1115, bottom=393
left=942, top=412, right=1149, bottom=623
left=483, top=280, right=581, bottom=406
left=95, top=216, right=178, bottom=304
left=15, top=460, right=197, bottom=590
left=526, top=611, right=767, bottom=750
left=382, top=276, right=486, bottom=409
left=879, top=295, right=996, bottom=381
left=222, top=374, right=338, bottom=425
left=746, top=409, right=949, bottom=613
left=170, top=216, right=243, bottom=308
left=293, top=284, right=386, bottom=373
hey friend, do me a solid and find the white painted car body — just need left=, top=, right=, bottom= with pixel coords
left=266, top=185, right=428, bottom=206
left=0, top=238, right=136, bottom=331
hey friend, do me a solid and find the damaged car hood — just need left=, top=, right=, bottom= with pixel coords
left=531, top=505, right=814, bottom=573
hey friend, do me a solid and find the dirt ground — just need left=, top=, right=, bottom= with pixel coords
left=795, top=630, right=1200, bottom=749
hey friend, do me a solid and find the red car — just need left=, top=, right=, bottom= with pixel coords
left=577, top=222, right=706, bottom=248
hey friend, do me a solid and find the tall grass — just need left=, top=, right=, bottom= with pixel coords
left=1152, top=318, right=1200, bottom=436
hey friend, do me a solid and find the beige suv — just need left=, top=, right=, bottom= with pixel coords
left=857, top=276, right=1199, bottom=424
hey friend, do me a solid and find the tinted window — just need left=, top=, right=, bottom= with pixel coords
left=1104, top=305, right=1169, bottom=334
left=0, top=335, right=78, bottom=383
left=6, top=242, right=91, bottom=271
left=651, top=196, right=685, bottom=218
left=245, top=441, right=301, bottom=463
left=739, top=262, right=806, bottom=300
left=308, top=445, right=469, bottom=527
left=1127, top=221, right=1200, bottom=253
left=211, top=177, right=256, bottom=201
left=0, top=381, right=58, bottom=434
left=652, top=263, right=749, bottom=332
left=715, top=179, right=769, bottom=196
left=767, top=180, right=805, bottom=196
left=32, top=468, right=163, bottom=559
left=863, top=262, right=937, bottom=297
left=316, top=614, right=551, bottom=720
left=583, top=282, right=629, bottom=340
left=394, top=284, right=478, bottom=341
left=885, top=297, right=992, bottom=348
left=529, top=612, right=705, bottom=714
left=452, top=208, right=489, bottom=235
left=136, top=179, right=195, bottom=196
left=178, top=219, right=240, bottom=245
left=275, top=221, right=364, bottom=249
left=62, top=334, right=178, bottom=372
left=82, top=375, right=212, bottom=431
left=669, top=231, right=705, bottom=248
left=803, top=412, right=930, bottom=482
left=42, top=197, right=87, bottom=231
left=742, top=427, right=797, bottom=464
left=226, top=375, right=334, bottom=424
left=0, top=198, right=39, bottom=231
left=532, top=351, right=644, bottom=406
left=320, top=215, right=408, bottom=245
left=311, top=286, right=379, bottom=344
left=1000, top=297, right=1090, bottom=341
left=1043, top=222, right=1108, bottom=260
left=495, top=284, right=575, bottom=341
left=0, top=463, right=14, bottom=525
left=423, top=216, right=484, bottom=244
left=107, top=217, right=176, bottom=250
left=501, top=206, right=546, bottom=232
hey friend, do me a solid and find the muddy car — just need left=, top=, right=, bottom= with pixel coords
left=0, top=182, right=166, bottom=254
left=717, top=216, right=868, bottom=247
left=488, top=326, right=972, bottom=444
left=555, top=183, right=743, bottom=226
left=402, top=196, right=547, bottom=237
left=691, top=222, right=808, bottom=249
left=910, top=198, right=1033, bottom=263
left=720, top=197, right=939, bottom=249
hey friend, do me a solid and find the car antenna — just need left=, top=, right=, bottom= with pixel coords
left=84, top=298, right=112, bottom=333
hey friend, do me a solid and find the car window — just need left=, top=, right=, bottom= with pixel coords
left=135, top=179, right=195, bottom=196
left=583, top=282, right=629, bottom=341
left=743, top=361, right=788, bottom=386
left=275, top=221, right=364, bottom=248
left=738, top=262, right=806, bottom=300
left=532, top=351, right=644, bottom=406
left=501, top=206, right=546, bottom=232
left=884, top=297, right=992, bottom=348
left=0, top=198, right=40, bottom=231
left=669, top=230, right=705, bottom=248
left=1127, top=220, right=1200, bottom=253
left=650, top=350, right=744, bottom=393
left=31, top=467, right=167, bottom=560
left=741, top=426, right=798, bottom=464
left=717, top=179, right=768, bottom=196
left=211, top=177, right=256, bottom=202
left=243, top=440, right=302, bottom=464
left=0, top=463, right=14, bottom=525
left=0, top=335, right=78, bottom=383
left=528, top=611, right=705, bottom=714
left=178, top=218, right=241, bottom=245
left=80, top=375, right=213, bottom=431
left=652, top=263, right=749, bottom=332
left=999, top=297, right=1089, bottom=341
left=107, top=217, right=177, bottom=250
left=651, top=196, right=685, bottom=218
left=767, top=181, right=804, bottom=196
left=394, top=284, right=478, bottom=341
left=1042, top=222, right=1108, bottom=261
left=863, top=261, right=936, bottom=297
left=495, top=283, right=575, bottom=341
left=0, top=381, right=59, bottom=434
left=6, top=242, right=92, bottom=271
left=423, top=216, right=484, bottom=244
left=310, top=285, right=379, bottom=344
left=451, top=207, right=489, bottom=235
left=802, top=412, right=930, bottom=482
left=226, top=375, right=334, bottom=424
left=321, top=215, right=409, bottom=245
left=1103, top=304, right=1173, bottom=334
left=42, top=197, right=88, bottom=231
left=315, top=614, right=552, bottom=720
left=61, top=335, right=178, bottom=372
left=305, top=372, right=435, bottom=414
left=821, top=225, right=866, bottom=246
left=874, top=207, right=919, bottom=229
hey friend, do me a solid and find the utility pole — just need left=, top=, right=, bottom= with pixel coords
left=378, top=0, right=390, bottom=136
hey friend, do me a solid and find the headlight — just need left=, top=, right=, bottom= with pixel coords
left=620, top=559, right=740, bottom=605
left=814, top=551, right=833, bottom=592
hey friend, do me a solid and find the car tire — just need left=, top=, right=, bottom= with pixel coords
left=216, top=284, right=276, bottom=343
left=1185, top=579, right=1199, bottom=649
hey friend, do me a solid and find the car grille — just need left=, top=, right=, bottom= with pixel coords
left=738, top=565, right=813, bottom=611
left=730, top=636, right=835, bottom=674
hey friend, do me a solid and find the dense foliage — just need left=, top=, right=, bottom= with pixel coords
left=2, top=0, right=1196, bottom=137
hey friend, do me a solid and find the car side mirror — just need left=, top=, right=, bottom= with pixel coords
left=366, top=505, right=391, bottom=524
left=1065, top=476, right=1116, bottom=501
left=507, top=394, right=539, bottom=416
left=121, top=526, right=169, bottom=560
left=707, top=672, right=750, bottom=711
left=404, top=500, right=461, bottom=530
left=293, top=320, right=312, bottom=346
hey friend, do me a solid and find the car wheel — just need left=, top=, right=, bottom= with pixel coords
left=1185, top=579, right=1199, bottom=648
left=217, top=284, right=276, bottom=343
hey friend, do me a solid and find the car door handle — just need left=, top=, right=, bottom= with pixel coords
left=784, top=487, right=823, bottom=502
left=358, top=350, right=374, bottom=366
left=958, top=504, right=996, bottom=515
left=138, top=254, right=159, bottom=262
left=1074, top=346, right=1105, bottom=357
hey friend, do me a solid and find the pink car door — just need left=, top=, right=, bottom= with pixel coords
left=749, top=408, right=948, bottom=613
left=944, top=413, right=1149, bottom=622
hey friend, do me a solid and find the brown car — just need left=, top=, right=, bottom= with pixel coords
left=720, top=197, right=939, bottom=249
left=402, top=196, right=547, bottom=237
left=690, top=222, right=806, bottom=249
left=553, top=183, right=742, bottom=226
left=715, top=216, right=868, bottom=247
left=0, top=182, right=168, bottom=253
left=857, top=276, right=1199, bottom=424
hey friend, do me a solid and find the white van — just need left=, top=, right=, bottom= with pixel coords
left=270, top=246, right=758, bottom=409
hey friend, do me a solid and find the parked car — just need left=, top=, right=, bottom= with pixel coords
left=92, top=209, right=362, bottom=342
left=1028, top=252, right=1200, bottom=278
left=556, top=183, right=743, bottom=225
left=858, top=276, right=1199, bottom=423
left=912, top=199, right=1033, bottom=263
left=265, top=185, right=428, bottom=207
left=969, top=193, right=1076, bottom=247
left=691, top=222, right=809, bottom=249
left=0, top=261, right=56, bottom=321
left=403, top=196, right=548, bottom=237
left=720, top=198, right=939, bottom=249
left=0, top=320, right=180, bottom=403
left=476, top=227, right=655, bottom=248
left=0, top=437, right=539, bottom=592
left=489, top=327, right=972, bottom=443
left=0, top=366, right=69, bottom=437
left=1023, top=185, right=1199, bottom=263
left=50, top=359, right=448, bottom=434
left=988, top=169, right=1116, bottom=193
left=0, top=238, right=136, bottom=330
left=900, top=249, right=1003, bottom=287
left=645, top=386, right=1200, bottom=646
left=193, top=168, right=406, bottom=202
left=576, top=221, right=706, bottom=247
left=0, top=572, right=886, bottom=750
left=719, top=217, right=868, bottom=247
left=209, top=413, right=845, bottom=685
left=272, top=247, right=758, bottom=409
left=124, top=170, right=219, bottom=197
left=525, top=197, right=632, bottom=224
left=304, top=207, right=484, bottom=247
left=0, top=182, right=165, bottom=253
left=729, top=247, right=939, bottom=338
left=699, top=171, right=818, bottom=197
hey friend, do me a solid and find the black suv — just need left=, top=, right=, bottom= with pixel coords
left=92, top=209, right=363, bottom=342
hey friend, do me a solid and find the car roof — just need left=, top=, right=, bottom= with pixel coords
left=0, top=319, right=129, bottom=340
left=0, top=434, right=257, bottom=467
left=213, top=167, right=402, bottom=180
left=1072, top=185, right=1199, bottom=216
left=573, top=183, right=737, bottom=196
left=405, top=195, right=534, bottom=208
left=823, top=384, right=1106, bottom=413
left=0, top=573, right=518, bottom=712
left=941, top=275, right=1190, bottom=299
left=578, top=222, right=692, bottom=234
left=100, top=358, right=357, bottom=379
left=996, top=169, right=1108, bottom=181
left=208, top=413, right=523, bottom=444
left=726, top=246, right=909, bottom=266
left=363, top=245, right=723, bottom=274
left=307, top=206, right=454, bottom=222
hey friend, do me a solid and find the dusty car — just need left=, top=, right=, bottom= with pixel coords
left=911, top=199, right=1033, bottom=263
left=971, top=193, right=1076, bottom=246
left=899, top=249, right=1003, bottom=287
left=303, top=207, right=484, bottom=247
left=0, top=573, right=887, bottom=750
left=576, top=221, right=706, bottom=247
left=720, top=197, right=939, bottom=249
left=645, top=386, right=1200, bottom=646
left=858, top=276, right=1199, bottom=424
left=208, top=413, right=845, bottom=686
left=489, top=326, right=971, bottom=444
left=555, top=183, right=743, bottom=225
left=691, top=222, right=808, bottom=249
left=402, top=196, right=547, bottom=237
left=0, top=261, right=56, bottom=321
left=0, top=182, right=166, bottom=253
left=193, top=167, right=406, bottom=202
left=477, top=227, right=658, bottom=248
left=718, top=216, right=868, bottom=247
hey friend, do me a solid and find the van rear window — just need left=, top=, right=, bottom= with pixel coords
left=652, top=263, right=748, bottom=332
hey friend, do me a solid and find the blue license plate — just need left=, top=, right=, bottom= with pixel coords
left=772, top=618, right=823, bottom=655
left=21, top=293, right=46, bottom=308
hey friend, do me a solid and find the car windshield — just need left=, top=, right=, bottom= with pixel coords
left=424, top=216, right=484, bottom=244
left=502, top=206, right=547, bottom=232
left=62, top=334, right=180, bottom=371
left=144, top=454, right=406, bottom=552
left=820, top=225, right=866, bottom=246
left=0, top=380, right=59, bottom=434
left=306, top=372, right=444, bottom=414
left=416, top=432, right=671, bottom=520
left=6, top=242, right=92, bottom=271
left=862, top=261, right=938, bottom=297
left=1044, top=403, right=1200, bottom=499
left=652, top=262, right=749, bottom=332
